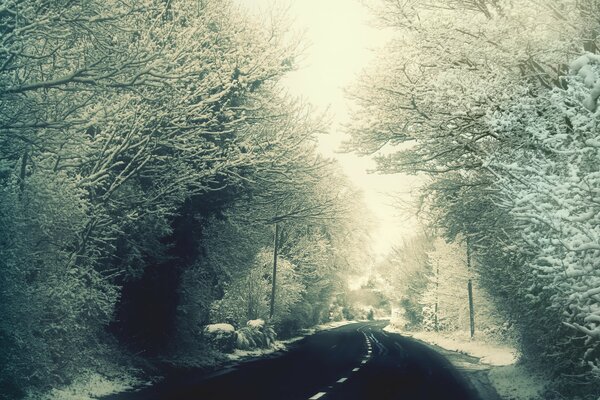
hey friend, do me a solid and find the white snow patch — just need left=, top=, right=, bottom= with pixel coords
left=227, top=340, right=287, bottom=361
left=25, top=371, right=143, bottom=400
left=205, top=323, right=235, bottom=333
left=246, top=319, right=265, bottom=328
left=227, top=320, right=357, bottom=363
left=384, top=325, right=550, bottom=399
left=488, top=364, right=547, bottom=400
left=300, top=320, right=358, bottom=336
left=384, top=326, right=517, bottom=366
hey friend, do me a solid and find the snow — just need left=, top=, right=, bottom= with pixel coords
left=24, top=371, right=145, bottom=400
left=406, top=330, right=517, bottom=366
left=228, top=320, right=357, bottom=361
left=383, top=324, right=549, bottom=399
left=488, top=364, right=546, bottom=400
left=297, top=320, right=359, bottom=336
left=228, top=340, right=287, bottom=361
left=247, top=319, right=265, bottom=328
left=205, top=323, right=235, bottom=333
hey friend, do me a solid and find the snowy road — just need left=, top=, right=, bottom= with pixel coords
left=108, top=321, right=482, bottom=399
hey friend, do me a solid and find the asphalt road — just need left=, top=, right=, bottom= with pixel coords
left=111, top=321, right=482, bottom=400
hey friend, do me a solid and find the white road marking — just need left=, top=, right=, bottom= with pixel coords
left=330, top=344, right=337, bottom=349
left=352, top=367, right=360, bottom=372
left=337, top=377, right=348, bottom=383
left=361, top=360, right=367, bottom=364
left=309, top=392, right=327, bottom=399
left=381, top=331, right=389, bottom=337
left=394, top=343, right=404, bottom=351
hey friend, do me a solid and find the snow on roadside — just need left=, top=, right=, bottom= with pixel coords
left=25, top=371, right=145, bottom=400
left=299, top=320, right=358, bottom=336
left=227, top=340, right=288, bottom=361
left=488, top=364, right=546, bottom=400
left=384, top=325, right=548, bottom=400
left=403, top=329, right=517, bottom=366
left=227, top=320, right=357, bottom=362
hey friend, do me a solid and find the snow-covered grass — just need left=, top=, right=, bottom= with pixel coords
left=25, top=370, right=144, bottom=400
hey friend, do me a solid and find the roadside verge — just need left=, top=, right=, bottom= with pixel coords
left=383, top=325, right=548, bottom=400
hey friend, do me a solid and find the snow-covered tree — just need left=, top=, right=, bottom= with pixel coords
left=349, top=0, right=600, bottom=395
left=211, top=249, right=304, bottom=328
left=485, top=52, right=600, bottom=376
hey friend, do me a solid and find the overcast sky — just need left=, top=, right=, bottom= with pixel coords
left=238, top=0, right=422, bottom=259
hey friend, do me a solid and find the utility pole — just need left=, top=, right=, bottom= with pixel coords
left=434, top=259, right=439, bottom=332
left=466, top=236, right=475, bottom=338
left=269, top=222, right=280, bottom=320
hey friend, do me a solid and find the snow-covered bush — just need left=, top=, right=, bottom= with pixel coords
left=235, top=320, right=276, bottom=350
left=486, top=52, right=600, bottom=380
left=203, top=324, right=236, bottom=353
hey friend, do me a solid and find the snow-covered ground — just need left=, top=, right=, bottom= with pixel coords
left=402, top=330, right=518, bottom=366
left=384, top=324, right=548, bottom=400
left=487, top=364, right=547, bottom=400
left=228, top=320, right=357, bottom=361
left=30, top=320, right=358, bottom=399
left=24, top=371, right=147, bottom=400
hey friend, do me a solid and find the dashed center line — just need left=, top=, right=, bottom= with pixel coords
left=352, top=367, right=360, bottom=372
left=309, top=392, right=327, bottom=399
left=337, top=377, right=348, bottom=383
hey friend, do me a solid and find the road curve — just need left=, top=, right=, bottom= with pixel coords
left=107, top=321, right=482, bottom=400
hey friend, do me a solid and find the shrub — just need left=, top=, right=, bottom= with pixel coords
left=203, top=324, right=236, bottom=353
left=235, top=320, right=276, bottom=350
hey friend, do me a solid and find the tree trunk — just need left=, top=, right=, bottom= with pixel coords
left=18, top=148, right=28, bottom=198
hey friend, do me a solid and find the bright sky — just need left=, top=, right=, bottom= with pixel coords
left=237, top=0, right=421, bottom=260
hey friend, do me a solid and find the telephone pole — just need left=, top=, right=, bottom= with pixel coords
left=269, top=222, right=280, bottom=320
left=466, top=236, right=475, bottom=338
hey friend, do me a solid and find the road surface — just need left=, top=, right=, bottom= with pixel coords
left=108, top=321, right=483, bottom=399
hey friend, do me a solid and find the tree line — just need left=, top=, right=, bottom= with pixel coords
left=0, top=1, right=370, bottom=398
left=346, top=0, right=600, bottom=398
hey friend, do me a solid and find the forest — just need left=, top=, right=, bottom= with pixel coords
left=346, top=0, right=600, bottom=398
left=1, top=0, right=600, bottom=399
left=0, top=1, right=370, bottom=398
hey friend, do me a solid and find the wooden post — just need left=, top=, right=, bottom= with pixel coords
left=468, top=279, right=475, bottom=338
left=434, top=260, right=439, bottom=332
left=466, top=236, right=475, bottom=338
left=269, top=222, right=279, bottom=320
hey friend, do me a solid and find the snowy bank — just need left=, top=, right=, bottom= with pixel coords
left=403, top=330, right=517, bottom=366
left=384, top=325, right=548, bottom=400
left=25, top=371, right=146, bottom=400
left=488, top=364, right=546, bottom=400
left=228, top=319, right=357, bottom=362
